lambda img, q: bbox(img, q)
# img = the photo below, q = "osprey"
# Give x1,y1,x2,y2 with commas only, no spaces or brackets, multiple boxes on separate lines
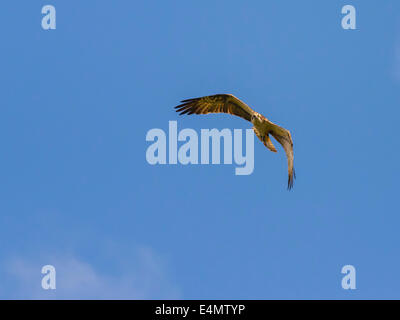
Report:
175,94,296,189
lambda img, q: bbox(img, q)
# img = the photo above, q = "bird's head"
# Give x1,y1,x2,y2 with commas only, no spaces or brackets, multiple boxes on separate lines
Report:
251,113,260,124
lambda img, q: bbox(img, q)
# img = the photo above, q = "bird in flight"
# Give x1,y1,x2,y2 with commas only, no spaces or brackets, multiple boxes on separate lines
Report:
175,94,296,189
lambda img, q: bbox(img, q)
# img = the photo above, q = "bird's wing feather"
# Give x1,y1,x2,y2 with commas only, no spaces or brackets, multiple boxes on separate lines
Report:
175,94,255,122
268,123,296,190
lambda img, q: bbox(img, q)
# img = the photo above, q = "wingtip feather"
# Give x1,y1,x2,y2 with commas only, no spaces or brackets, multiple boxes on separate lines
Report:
287,168,296,190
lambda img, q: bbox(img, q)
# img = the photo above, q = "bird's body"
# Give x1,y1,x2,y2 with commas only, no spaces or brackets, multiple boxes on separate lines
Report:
175,94,296,189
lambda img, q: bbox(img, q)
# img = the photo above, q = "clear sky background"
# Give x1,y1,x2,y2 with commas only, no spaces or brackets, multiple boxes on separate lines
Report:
1,0,399,299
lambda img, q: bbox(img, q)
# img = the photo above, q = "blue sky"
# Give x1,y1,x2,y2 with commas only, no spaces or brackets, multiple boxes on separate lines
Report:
0,0,400,299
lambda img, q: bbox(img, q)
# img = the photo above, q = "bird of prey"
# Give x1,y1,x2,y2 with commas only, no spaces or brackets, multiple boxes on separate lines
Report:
175,94,296,189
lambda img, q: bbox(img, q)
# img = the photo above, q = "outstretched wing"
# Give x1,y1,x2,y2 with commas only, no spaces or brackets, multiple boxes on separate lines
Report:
175,94,255,122
269,123,296,190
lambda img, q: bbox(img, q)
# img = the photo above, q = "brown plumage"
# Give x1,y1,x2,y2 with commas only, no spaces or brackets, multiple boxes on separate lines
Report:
175,94,296,190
